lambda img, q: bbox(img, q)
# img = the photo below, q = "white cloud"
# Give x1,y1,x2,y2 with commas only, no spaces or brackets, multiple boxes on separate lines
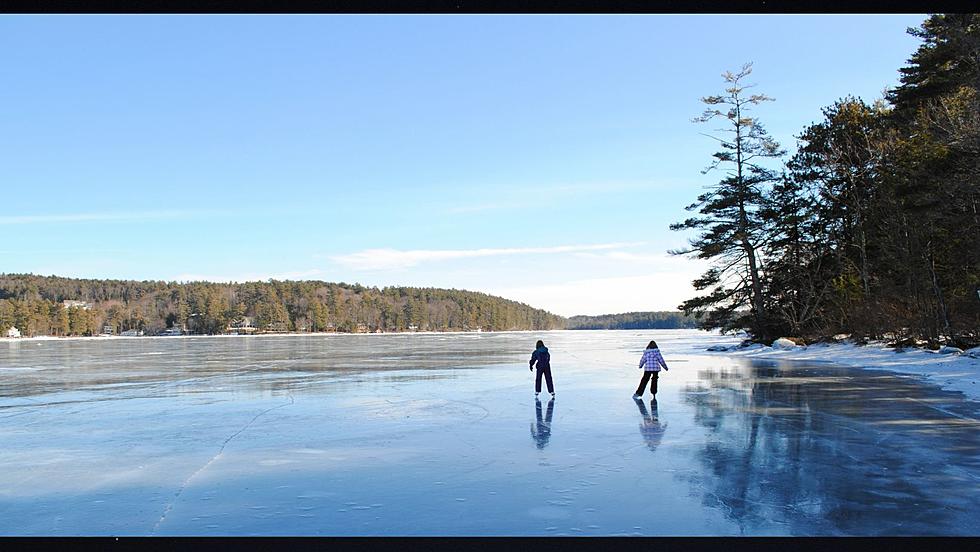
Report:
574,251,695,268
487,269,709,317
0,210,216,225
330,242,646,271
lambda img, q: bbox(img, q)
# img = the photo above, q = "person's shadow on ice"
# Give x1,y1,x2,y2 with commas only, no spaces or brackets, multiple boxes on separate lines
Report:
530,398,555,449
634,398,667,452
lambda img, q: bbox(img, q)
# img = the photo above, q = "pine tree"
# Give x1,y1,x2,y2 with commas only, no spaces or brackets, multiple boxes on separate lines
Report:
759,170,826,336
889,14,980,114
784,98,892,337
671,63,784,340
888,14,980,340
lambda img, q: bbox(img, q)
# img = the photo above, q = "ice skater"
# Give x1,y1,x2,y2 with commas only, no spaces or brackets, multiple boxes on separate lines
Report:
633,339,668,399
529,339,555,398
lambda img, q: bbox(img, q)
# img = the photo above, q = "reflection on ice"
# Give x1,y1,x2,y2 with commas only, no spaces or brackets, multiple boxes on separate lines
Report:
531,399,554,449
682,360,980,535
634,398,667,453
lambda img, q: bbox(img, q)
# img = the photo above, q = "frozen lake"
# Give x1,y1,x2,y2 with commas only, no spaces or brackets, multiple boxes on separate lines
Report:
1,329,978,536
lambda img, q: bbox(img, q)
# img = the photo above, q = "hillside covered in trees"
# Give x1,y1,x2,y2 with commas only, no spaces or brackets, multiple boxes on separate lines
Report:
0,274,564,337
672,14,980,347
566,311,698,330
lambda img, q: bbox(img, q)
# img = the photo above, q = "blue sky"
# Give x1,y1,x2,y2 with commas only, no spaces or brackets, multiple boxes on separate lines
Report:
1,15,926,316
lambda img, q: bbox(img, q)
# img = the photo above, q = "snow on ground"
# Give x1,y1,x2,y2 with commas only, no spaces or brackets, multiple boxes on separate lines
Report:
701,338,980,403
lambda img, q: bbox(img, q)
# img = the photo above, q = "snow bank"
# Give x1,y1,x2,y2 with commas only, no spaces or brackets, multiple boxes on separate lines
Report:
705,339,980,403
771,338,799,350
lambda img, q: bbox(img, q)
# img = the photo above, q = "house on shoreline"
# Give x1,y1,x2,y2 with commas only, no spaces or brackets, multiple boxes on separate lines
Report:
5,327,20,338
160,324,184,336
227,317,257,334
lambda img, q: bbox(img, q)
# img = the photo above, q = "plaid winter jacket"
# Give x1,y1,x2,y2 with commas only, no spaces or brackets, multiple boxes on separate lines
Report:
639,348,668,372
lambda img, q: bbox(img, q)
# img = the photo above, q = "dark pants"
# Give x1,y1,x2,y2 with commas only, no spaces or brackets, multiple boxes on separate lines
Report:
635,371,659,395
535,367,554,393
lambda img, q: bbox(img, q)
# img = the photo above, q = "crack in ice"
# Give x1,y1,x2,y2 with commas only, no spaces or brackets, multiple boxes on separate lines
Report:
150,393,295,535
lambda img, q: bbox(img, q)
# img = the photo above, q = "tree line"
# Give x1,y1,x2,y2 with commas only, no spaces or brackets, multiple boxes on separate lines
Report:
673,14,980,347
0,274,564,336
566,311,698,330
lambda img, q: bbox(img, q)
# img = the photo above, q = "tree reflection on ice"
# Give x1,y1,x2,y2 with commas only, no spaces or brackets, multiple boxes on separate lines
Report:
681,360,980,535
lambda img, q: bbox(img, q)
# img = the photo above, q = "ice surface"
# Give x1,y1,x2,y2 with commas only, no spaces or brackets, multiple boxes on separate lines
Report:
1,330,978,535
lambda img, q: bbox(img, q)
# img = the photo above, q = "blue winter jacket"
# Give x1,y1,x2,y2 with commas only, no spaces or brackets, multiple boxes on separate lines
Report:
530,346,551,370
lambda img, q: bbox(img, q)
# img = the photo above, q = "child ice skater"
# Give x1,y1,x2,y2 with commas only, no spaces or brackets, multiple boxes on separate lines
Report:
529,340,555,398
634,339,668,399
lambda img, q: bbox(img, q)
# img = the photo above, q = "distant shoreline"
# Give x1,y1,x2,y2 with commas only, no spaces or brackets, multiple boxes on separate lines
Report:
0,327,710,343
0,330,533,342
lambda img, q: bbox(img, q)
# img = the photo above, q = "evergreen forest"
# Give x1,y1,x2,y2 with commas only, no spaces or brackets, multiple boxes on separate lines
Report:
0,274,564,336
672,14,980,347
